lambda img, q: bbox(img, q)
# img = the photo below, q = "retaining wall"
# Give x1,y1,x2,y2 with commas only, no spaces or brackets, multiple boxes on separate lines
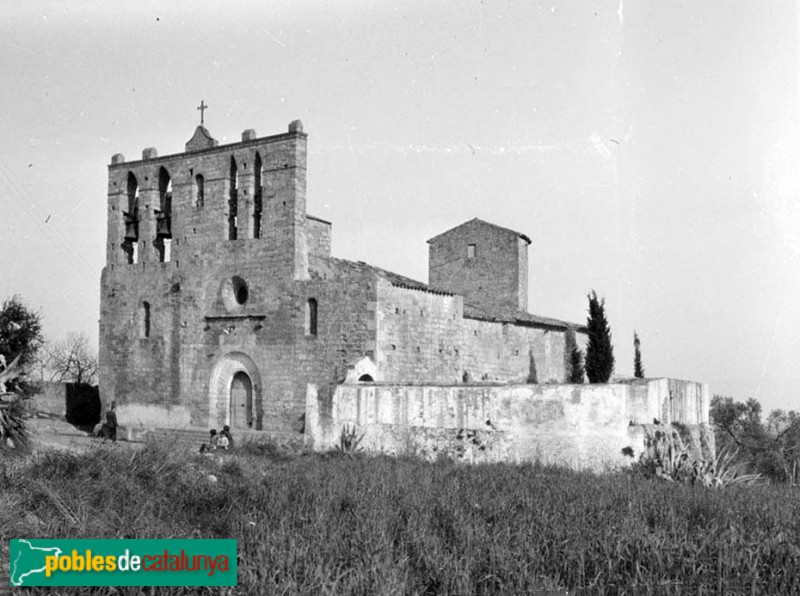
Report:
305,378,713,469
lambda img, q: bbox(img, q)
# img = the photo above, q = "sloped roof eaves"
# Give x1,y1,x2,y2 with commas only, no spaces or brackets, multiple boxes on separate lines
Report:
313,256,429,289
427,218,532,245
306,214,332,225
308,256,582,328
389,282,453,296
365,264,429,290
463,304,585,331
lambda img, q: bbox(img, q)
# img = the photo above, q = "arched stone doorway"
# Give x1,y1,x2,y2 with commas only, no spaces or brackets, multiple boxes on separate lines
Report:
208,352,262,430
229,371,253,429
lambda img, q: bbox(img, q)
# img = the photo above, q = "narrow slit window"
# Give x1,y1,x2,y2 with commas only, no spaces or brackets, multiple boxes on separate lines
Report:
142,301,151,338
228,157,238,240
253,152,263,238
305,298,318,336
195,174,205,208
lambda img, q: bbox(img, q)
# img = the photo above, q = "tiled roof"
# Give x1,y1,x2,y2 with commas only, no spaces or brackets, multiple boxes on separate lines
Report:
314,257,430,289
310,255,583,330
463,302,586,331
427,218,532,245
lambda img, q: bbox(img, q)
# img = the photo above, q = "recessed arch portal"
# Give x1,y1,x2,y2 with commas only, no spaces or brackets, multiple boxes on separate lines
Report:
208,352,263,429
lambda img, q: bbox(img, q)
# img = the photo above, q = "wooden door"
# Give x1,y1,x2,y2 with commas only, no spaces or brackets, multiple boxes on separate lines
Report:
230,372,253,429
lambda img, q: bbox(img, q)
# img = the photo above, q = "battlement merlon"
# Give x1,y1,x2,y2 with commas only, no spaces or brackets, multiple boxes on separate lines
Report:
104,120,309,275
107,120,307,171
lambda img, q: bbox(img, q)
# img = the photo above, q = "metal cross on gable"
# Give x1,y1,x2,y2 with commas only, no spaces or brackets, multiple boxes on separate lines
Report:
197,100,208,125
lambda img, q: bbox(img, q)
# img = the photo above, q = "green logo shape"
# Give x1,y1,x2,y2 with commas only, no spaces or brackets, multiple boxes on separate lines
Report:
9,539,237,587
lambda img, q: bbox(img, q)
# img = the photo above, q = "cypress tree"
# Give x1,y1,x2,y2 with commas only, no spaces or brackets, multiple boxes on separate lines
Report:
585,290,614,383
634,331,645,379
569,346,585,384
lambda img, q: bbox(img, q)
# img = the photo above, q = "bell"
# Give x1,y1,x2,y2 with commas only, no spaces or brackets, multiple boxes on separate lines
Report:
156,215,171,237
123,214,138,241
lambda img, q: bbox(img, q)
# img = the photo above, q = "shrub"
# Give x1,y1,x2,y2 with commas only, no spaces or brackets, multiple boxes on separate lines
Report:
569,346,584,383
633,330,645,378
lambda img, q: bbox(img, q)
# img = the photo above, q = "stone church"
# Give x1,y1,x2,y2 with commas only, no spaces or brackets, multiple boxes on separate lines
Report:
99,120,587,433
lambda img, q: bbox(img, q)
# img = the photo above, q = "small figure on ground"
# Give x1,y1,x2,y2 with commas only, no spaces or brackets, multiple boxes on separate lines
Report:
104,401,118,443
200,429,218,454
220,425,234,449
217,431,230,451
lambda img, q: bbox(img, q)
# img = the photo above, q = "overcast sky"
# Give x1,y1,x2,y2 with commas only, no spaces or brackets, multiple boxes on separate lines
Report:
1,1,797,413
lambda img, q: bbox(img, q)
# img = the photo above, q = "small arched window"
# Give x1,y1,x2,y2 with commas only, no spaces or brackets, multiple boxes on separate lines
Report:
305,298,318,336
195,174,205,208
358,374,374,383
141,301,151,338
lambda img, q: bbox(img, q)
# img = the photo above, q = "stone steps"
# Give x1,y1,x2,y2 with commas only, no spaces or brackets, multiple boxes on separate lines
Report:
146,427,305,453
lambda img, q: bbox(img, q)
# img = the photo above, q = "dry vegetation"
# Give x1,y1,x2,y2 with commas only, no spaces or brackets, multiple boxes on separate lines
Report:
2,440,800,595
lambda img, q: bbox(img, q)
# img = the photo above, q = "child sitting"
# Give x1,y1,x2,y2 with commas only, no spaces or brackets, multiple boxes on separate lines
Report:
199,429,219,453
217,432,230,450
220,425,234,449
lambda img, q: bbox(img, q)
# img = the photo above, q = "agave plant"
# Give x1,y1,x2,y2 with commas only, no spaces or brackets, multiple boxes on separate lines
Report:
0,354,21,394
697,447,762,488
0,354,30,450
334,423,364,456
636,427,761,488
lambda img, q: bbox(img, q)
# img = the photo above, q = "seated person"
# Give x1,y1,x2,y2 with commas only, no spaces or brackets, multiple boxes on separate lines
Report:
199,429,218,453
220,425,234,449
217,432,230,451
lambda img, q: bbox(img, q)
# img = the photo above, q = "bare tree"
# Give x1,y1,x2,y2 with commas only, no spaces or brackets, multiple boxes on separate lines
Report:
46,333,98,385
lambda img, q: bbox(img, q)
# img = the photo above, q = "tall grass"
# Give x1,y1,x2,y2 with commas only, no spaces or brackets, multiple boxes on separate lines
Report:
2,444,800,594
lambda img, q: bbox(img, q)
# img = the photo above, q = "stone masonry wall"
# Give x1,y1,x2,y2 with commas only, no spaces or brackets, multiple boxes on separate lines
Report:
305,378,714,469
100,123,587,435
375,281,464,383
374,280,574,385
100,126,312,430
306,216,331,258
428,219,528,312
461,318,568,383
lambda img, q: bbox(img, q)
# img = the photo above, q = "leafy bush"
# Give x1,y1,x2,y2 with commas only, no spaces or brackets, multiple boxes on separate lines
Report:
568,346,584,383
711,395,800,483
0,296,44,396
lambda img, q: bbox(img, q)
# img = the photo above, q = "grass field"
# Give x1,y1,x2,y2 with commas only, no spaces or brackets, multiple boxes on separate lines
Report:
2,442,800,595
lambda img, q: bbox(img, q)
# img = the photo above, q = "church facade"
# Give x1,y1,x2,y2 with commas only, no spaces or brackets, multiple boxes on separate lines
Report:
99,120,586,433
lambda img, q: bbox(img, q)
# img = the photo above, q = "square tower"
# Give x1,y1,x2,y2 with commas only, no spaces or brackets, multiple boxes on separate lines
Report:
427,218,531,312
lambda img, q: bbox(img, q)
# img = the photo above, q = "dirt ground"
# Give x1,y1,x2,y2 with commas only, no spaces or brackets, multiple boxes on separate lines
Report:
24,415,144,454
